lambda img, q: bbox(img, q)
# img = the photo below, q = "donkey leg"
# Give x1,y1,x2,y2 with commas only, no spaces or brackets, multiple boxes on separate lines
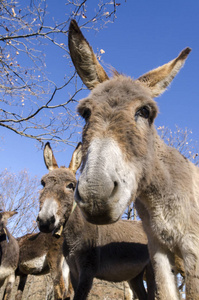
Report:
64,278,73,300
179,236,199,300
50,267,67,300
62,259,73,300
73,271,94,300
128,270,147,300
48,253,67,300
145,262,156,300
15,275,27,300
183,254,199,300
151,247,179,300
2,273,15,300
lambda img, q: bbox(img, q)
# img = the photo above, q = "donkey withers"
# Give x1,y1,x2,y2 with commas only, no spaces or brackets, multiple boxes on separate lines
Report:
37,142,155,300
0,211,19,299
68,20,195,299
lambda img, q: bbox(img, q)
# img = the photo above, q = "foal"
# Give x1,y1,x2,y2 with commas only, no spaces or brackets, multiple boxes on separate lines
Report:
37,142,155,300
68,20,195,300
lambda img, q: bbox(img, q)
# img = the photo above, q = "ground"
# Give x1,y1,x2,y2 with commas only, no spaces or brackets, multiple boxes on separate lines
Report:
0,274,133,299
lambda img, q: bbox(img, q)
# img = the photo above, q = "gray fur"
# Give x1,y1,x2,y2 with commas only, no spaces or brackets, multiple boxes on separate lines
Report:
68,20,194,300
37,143,156,300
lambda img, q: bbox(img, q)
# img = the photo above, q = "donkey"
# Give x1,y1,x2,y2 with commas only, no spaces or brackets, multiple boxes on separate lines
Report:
0,211,19,299
37,142,156,300
9,232,72,300
68,20,195,299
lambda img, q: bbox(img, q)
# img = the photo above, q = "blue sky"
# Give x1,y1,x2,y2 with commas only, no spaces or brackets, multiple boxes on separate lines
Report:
1,0,199,181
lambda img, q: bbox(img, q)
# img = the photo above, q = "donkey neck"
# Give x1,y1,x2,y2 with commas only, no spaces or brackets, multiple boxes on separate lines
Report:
139,134,197,210
64,202,96,240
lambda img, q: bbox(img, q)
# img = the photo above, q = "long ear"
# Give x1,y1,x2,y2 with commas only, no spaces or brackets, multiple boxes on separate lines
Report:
69,143,82,174
43,142,59,171
2,211,18,221
138,47,191,97
68,19,109,90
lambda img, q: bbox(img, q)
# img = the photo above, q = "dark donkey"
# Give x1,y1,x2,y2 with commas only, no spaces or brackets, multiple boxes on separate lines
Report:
0,211,19,299
37,142,155,300
68,20,194,300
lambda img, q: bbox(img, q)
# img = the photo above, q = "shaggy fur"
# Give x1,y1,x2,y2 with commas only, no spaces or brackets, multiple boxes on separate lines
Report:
37,143,156,300
68,20,194,300
10,232,72,300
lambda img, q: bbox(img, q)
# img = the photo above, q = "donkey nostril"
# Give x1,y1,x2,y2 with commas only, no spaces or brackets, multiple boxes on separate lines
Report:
50,216,55,224
36,216,40,223
110,181,118,198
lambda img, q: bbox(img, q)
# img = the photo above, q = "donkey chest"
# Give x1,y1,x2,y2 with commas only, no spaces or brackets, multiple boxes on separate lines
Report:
19,254,49,275
150,209,183,252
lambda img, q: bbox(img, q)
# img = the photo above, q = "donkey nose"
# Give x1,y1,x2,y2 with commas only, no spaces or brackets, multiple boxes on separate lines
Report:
76,173,118,204
37,215,56,233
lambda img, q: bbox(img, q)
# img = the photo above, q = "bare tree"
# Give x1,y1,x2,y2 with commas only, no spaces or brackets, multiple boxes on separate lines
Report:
0,0,122,146
0,168,39,236
158,125,199,165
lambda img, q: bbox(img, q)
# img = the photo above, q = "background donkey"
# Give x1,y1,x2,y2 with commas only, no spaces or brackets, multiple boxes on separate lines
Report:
0,211,19,299
37,142,156,300
68,20,195,300
10,232,72,300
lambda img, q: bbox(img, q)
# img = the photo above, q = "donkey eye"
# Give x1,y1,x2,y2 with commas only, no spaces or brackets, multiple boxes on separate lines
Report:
135,106,150,120
82,108,91,121
66,183,75,191
41,180,45,187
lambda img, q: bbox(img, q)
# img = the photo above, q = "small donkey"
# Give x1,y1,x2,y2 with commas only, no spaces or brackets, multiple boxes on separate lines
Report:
0,211,19,299
37,142,155,300
12,232,72,300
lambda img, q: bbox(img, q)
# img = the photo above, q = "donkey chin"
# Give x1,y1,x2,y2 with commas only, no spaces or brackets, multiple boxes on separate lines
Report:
75,183,127,225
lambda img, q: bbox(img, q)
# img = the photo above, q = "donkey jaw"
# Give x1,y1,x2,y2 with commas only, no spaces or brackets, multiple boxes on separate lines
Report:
75,138,138,224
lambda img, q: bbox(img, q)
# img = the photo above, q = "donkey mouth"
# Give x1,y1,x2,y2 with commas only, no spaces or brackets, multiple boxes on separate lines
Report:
75,185,120,225
37,215,56,234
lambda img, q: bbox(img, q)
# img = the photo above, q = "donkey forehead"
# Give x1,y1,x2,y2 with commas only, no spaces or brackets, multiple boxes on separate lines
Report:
78,75,156,110
42,168,76,184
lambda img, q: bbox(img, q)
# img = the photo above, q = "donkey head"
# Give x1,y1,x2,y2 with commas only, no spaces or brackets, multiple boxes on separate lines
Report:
37,142,82,235
68,20,191,224
0,211,17,238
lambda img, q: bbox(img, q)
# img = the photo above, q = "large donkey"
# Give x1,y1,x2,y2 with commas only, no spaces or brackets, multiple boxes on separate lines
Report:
68,20,195,299
0,211,19,299
37,142,156,300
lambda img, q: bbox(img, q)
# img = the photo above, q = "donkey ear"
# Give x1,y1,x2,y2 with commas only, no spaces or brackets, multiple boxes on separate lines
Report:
43,142,59,171
2,211,18,221
138,47,191,97
69,143,82,174
8,211,18,218
68,19,109,90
